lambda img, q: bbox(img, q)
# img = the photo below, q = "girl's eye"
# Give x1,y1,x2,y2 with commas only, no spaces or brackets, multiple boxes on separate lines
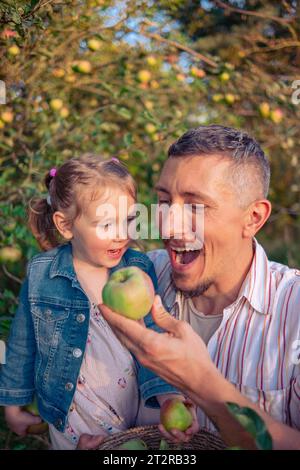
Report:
99,223,112,229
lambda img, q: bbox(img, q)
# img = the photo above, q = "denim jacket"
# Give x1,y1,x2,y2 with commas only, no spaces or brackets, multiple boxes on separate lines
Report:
0,243,177,432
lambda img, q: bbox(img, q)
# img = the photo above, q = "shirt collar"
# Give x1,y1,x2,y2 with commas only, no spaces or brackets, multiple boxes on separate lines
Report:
237,238,272,315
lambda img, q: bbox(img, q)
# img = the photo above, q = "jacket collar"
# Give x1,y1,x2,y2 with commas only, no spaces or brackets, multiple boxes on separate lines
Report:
49,243,76,281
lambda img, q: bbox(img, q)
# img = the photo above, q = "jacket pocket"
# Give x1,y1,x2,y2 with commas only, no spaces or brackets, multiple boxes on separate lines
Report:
31,304,70,347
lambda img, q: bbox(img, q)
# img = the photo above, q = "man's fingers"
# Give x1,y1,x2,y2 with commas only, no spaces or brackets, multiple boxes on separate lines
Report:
151,296,181,336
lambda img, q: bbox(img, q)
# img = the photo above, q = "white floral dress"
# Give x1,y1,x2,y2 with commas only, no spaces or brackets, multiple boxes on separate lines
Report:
49,300,139,449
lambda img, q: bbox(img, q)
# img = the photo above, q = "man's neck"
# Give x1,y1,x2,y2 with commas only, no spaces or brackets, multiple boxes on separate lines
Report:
191,242,255,316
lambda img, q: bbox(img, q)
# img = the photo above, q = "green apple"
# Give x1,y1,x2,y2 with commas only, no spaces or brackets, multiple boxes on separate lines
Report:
24,397,49,435
160,399,193,432
102,266,155,320
118,439,148,450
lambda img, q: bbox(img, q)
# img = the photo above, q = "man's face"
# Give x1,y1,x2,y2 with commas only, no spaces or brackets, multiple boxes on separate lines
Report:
155,155,249,294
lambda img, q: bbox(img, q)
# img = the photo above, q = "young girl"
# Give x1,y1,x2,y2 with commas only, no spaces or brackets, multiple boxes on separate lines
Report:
0,155,198,449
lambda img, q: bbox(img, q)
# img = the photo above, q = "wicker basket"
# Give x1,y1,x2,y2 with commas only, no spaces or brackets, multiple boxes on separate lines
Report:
98,425,226,450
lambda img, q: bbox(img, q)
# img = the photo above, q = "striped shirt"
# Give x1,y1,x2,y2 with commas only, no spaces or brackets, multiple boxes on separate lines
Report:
147,239,300,431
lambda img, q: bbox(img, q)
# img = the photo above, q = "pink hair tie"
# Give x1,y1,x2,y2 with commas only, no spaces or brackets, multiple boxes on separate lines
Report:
49,168,57,177
110,157,119,164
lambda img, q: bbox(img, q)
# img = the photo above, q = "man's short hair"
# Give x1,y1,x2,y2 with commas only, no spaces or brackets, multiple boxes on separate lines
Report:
168,125,270,204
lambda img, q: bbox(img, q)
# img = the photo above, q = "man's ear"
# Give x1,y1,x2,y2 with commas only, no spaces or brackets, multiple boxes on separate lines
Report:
52,211,73,240
242,199,272,238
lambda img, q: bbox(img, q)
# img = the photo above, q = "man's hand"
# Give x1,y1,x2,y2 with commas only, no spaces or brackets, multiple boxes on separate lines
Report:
76,433,106,450
5,405,42,436
100,295,215,402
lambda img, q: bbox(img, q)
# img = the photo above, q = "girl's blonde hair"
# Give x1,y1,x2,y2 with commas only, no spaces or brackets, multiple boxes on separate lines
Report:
28,154,137,251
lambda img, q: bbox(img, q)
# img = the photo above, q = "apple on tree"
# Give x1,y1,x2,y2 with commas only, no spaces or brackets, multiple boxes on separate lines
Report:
102,266,155,320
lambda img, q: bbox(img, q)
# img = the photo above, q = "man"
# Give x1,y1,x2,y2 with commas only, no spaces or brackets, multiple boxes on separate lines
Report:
100,296,300,449
104,125,300,433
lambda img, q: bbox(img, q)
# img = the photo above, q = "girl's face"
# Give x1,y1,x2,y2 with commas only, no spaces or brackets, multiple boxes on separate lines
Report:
70,187,136,268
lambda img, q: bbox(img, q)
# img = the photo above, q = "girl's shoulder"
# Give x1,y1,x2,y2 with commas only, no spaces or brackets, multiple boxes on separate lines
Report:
26,243,71,276
123,247,153,270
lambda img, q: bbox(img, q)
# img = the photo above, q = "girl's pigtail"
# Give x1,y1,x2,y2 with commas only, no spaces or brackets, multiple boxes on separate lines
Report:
28,170,61,251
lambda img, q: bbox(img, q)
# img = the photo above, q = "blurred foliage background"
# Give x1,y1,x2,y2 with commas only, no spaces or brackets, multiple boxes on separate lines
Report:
0,0,299,449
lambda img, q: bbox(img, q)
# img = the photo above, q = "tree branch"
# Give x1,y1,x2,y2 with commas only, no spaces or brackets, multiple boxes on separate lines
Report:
213,0,294,24
139,23,217,68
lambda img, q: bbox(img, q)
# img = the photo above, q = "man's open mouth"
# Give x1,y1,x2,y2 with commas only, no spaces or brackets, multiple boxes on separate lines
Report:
169,245,204,270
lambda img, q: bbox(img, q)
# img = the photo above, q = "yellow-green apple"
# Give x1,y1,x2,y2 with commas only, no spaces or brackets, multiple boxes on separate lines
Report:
50,98,63,111
72,60,92,74
0,246,22,263
190,66,206,78
118,439,148,450
60,107,69,118
1,111,14,123
160,399,193,432
8,45,20,56
87,38,102,51
270,108,283,124
146,55,157,66
225,93,235,105
24,398,49,435
212,93,223,103
220,71,230,82
137,69,151,83
145,123,156,134
102,266,155,320
259,102,270,118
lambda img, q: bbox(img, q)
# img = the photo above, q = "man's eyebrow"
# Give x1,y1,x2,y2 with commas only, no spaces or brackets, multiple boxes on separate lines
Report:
154,185,169,193
155,185,215,203
182,191,215,203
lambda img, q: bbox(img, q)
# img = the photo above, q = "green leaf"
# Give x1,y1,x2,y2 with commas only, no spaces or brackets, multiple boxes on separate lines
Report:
159,439,169,450
117,107,132,120
123,133,133,147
